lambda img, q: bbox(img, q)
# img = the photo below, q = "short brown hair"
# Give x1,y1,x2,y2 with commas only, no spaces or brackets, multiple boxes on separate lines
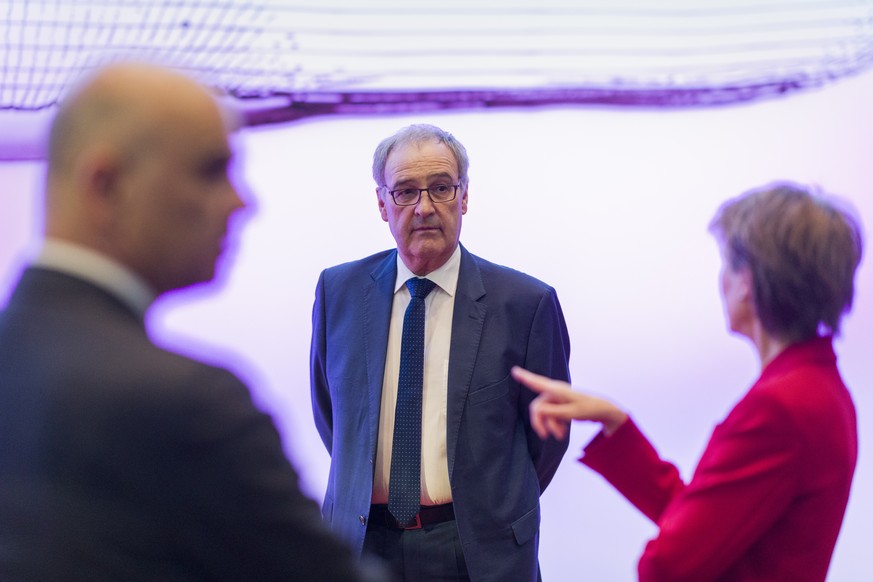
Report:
709,182,863,342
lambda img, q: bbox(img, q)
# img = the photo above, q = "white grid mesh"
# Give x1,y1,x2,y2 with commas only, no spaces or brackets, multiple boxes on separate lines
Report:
2,0,873,121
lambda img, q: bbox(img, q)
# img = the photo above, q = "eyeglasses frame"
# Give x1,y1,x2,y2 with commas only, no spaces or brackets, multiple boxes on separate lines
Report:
384,184,461,206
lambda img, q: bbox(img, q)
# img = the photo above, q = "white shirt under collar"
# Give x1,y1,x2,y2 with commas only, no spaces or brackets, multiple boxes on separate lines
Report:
32,239,156,319
373,245,461,506
392,245,461,297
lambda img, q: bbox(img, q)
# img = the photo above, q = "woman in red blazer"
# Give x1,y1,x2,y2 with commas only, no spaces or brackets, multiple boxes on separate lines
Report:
513,182,863,582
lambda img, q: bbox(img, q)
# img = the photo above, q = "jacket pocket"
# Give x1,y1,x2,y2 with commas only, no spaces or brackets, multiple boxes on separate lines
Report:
468,374,510,406
511,504,540,546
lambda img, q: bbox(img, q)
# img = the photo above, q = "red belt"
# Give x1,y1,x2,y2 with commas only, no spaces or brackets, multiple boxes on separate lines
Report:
369,503,455,530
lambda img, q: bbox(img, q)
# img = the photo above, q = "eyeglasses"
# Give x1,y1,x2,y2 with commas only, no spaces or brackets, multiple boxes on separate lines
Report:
386,184,460,206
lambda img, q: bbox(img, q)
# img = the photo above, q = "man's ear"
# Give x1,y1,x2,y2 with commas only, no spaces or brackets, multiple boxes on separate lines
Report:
460,185,469,215
376,187,389,222
79,146,122,202
76,145,124,227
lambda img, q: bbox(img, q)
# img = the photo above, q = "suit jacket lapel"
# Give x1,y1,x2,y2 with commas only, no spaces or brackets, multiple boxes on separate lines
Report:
446,246,486,478
363,252,397,456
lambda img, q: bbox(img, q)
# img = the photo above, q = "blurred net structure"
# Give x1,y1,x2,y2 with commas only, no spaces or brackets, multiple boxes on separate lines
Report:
2,0,873,125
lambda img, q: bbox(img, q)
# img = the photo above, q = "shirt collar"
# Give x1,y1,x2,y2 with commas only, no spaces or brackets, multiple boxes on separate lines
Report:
32,239,156,318
395,245,461,297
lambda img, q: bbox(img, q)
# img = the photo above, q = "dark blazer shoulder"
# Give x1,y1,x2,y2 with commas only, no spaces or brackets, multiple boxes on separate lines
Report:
461,247,557,297
321,249,396,283
4,267,247,413
4,267,141,322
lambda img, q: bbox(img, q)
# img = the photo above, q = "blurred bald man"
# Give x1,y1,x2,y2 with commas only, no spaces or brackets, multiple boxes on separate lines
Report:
0,64,385,581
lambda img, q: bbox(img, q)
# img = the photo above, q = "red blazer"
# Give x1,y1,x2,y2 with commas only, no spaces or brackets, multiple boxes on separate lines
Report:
582,336,857,581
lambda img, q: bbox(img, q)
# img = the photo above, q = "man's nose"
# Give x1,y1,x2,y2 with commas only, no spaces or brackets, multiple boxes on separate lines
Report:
415,190,437,215
225,172,254,212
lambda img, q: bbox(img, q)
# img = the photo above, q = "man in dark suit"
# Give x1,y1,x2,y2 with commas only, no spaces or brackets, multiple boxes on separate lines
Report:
310,124,572,581
0,63,383,581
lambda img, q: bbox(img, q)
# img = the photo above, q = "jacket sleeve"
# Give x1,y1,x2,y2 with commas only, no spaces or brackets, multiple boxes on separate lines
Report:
309,269,333,454
583,398,800,582
582,418,684,522
521,286,572,492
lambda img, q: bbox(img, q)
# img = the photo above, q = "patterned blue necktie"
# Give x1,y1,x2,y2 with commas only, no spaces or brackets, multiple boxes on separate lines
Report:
388,277,437,526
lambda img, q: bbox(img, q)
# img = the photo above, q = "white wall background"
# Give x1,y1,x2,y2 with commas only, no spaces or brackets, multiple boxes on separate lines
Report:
2,70,871,580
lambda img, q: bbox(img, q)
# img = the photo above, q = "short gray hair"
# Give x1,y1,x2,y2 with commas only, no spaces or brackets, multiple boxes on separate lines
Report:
372,124,469,188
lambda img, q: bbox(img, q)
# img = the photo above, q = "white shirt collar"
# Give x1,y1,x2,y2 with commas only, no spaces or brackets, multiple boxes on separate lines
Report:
32,239,156,318
394,245,461,297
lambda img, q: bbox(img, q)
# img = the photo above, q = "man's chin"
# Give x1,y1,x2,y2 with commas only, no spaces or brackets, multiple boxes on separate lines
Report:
408,239,445,254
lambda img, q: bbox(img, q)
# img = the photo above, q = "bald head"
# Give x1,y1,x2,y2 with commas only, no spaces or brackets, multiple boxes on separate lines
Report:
48,64,224,180
44,63,246,295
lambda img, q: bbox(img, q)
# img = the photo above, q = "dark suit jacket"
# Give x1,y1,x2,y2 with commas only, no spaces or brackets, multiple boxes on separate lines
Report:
583,336,856,582
310,245,572,582
0,267,376,581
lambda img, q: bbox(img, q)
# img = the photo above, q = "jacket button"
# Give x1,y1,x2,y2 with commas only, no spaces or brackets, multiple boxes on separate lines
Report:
359,514,367,525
